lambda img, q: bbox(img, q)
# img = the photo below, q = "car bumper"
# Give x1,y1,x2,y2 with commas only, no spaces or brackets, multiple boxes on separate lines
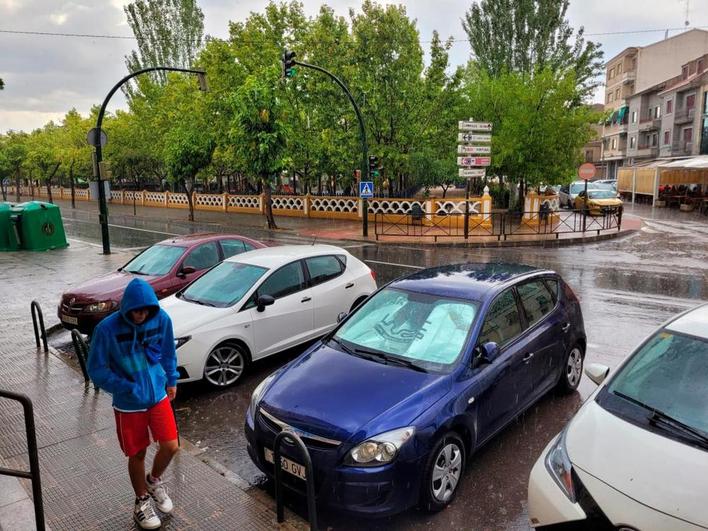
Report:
528,439,587,528
245,409,422,517
57,306,110,334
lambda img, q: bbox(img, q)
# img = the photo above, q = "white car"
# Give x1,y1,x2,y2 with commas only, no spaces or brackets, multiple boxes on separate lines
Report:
162,244,377,388
528,303,708,530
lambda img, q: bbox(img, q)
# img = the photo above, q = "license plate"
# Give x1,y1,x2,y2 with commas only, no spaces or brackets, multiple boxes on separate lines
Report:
264,447,306,480
61,314,78,325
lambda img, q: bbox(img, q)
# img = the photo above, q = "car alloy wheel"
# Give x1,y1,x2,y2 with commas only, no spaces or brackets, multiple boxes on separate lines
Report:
203,343,246,387
421,432,465,512
558,345,583,393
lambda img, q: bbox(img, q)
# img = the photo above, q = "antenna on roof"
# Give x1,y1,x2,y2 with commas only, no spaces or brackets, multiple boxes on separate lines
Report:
311,236,317,246
684,0,690,27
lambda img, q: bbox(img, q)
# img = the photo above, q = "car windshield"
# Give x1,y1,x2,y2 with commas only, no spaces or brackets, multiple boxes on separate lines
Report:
587,190,617,199
180,261,267,307
607,330,708,436
334,288,478,372
123,244,185,276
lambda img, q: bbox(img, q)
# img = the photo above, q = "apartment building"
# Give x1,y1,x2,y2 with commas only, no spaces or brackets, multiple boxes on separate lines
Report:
581,104,605,175
601,29,708,178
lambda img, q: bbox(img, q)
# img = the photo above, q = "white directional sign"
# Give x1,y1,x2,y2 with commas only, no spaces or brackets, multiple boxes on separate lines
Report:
458,168,486,178
457,133,491,143
458,121,492,132
457,156,491,167
458,145,491,155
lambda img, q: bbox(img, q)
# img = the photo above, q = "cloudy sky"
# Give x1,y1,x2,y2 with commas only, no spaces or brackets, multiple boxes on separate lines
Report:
1,0,707,133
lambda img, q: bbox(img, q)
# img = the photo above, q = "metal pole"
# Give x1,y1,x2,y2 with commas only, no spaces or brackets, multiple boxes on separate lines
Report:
293,60,369,236
464,178,470,239
93,67,207,255
582,179,588,232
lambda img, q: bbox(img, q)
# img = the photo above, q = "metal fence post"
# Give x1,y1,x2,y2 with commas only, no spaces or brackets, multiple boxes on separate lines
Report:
30,301,48,353
273,430,317,531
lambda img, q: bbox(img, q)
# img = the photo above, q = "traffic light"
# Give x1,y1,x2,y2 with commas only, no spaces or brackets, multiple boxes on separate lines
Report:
368,155,380,178
282,50,297,79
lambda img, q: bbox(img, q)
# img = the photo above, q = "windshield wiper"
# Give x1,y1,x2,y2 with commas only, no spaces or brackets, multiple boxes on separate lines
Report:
614,391,708,449
327,336,355,356
649,409,708,449
353,347,428,373
125,269,148,276
180,294,215,307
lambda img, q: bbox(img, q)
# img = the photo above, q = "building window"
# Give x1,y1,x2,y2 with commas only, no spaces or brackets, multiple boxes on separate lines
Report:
663,131,670,145
617,63,623,74
607,93,613,103
684,128,693,143
651,133,658,146
615,88,620,100
655,106,662,119
611,137,617,149
585,150,593,162
609,67,615,79
686,93,695,109
699,59,705,73
666,99,673,114
631,110,637,123
682,66,688,79
630,136,636,148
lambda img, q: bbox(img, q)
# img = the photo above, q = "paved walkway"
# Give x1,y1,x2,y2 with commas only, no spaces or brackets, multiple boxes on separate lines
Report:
12,195,641,247
0,241,302,530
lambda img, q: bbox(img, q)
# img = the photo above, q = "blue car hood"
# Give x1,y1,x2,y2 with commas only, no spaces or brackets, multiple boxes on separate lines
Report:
260,342,451,443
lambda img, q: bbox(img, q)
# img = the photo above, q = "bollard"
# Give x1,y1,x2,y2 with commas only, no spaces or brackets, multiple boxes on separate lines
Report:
273,430,317,530
30,301,48,353
70,329,91,384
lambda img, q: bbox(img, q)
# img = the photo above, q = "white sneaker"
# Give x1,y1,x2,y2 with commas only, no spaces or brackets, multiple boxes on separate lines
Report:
146,475,174,514
134,496,161,530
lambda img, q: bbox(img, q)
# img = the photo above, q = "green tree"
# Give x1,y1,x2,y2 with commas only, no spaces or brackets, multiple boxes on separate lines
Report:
124,0,204,95
463,0,603,101
2,132,28,201
58,109,93,208
231,71,289,229
25,123,63,203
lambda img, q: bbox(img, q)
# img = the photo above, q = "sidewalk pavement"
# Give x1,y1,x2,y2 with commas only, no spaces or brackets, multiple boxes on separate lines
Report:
14,195,640,247
0,241,302,530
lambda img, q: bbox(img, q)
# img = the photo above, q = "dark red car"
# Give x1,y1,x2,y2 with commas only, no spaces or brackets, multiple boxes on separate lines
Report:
58,233,266,334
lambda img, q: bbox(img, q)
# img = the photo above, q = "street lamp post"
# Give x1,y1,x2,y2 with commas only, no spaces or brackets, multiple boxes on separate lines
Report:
91,66,207,254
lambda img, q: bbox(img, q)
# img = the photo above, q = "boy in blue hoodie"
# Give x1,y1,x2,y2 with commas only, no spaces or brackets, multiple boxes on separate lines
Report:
88,278,180,530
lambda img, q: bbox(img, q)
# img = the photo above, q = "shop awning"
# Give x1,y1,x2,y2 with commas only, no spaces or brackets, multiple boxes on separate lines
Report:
616,106,628,123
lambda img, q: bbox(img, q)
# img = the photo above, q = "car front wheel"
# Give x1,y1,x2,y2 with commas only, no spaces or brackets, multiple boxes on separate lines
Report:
203,342,248,388
557,344,583,393
420,432,466,512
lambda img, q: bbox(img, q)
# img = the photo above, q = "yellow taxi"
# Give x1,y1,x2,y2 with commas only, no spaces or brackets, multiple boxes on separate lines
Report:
574,188,623,215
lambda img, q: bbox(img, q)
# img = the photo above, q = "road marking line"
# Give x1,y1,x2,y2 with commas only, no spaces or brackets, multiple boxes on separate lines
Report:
63,217,180,237
364,259,424,270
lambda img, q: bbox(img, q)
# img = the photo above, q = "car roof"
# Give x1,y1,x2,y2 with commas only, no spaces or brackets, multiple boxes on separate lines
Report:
157,232,262,248
665,303,708,340
389,263,554,301
227,244,347,268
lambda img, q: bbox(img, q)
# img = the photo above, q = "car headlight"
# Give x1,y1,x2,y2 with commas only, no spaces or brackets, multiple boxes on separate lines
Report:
84,301,115,313
544,429,577,503
174,336,191,349
250,372,277,415
346,427,415,466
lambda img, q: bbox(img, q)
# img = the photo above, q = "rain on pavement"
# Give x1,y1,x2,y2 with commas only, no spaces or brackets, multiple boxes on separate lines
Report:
51,203,707,530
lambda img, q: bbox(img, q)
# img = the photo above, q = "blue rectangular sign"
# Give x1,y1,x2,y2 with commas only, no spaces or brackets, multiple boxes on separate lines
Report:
359,181,374,198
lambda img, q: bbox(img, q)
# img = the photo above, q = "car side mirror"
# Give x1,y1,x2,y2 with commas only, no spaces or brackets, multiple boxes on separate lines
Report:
337,312,347,323
474,342,499,367
256,294,275,312
177,265,196,278
585,363,610,386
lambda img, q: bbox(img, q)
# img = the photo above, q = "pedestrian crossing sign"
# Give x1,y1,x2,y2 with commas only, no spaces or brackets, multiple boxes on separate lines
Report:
359,181,374,198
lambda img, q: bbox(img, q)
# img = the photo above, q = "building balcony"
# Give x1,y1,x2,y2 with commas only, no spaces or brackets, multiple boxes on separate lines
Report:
674,107,695,124
602,149,626,160
604,122,628,134
634,145,659,157
671,141,693,156
621,71,636,83
638,117,661,131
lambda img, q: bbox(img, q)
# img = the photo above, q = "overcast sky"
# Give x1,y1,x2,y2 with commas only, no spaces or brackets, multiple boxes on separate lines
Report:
1,0,707,133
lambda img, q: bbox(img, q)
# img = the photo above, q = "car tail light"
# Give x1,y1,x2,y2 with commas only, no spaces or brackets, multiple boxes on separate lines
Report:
370,269,377,282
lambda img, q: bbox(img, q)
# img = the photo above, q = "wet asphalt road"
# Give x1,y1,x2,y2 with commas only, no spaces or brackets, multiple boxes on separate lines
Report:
53,204,708,530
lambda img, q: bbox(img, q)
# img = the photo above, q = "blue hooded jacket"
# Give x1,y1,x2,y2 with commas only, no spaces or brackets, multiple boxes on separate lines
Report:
87,278,179,411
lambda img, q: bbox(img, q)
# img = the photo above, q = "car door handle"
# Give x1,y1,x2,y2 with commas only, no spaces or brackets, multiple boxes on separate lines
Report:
345,282,354,289
561,323,571,333
522,352,534,363
301,297,311,303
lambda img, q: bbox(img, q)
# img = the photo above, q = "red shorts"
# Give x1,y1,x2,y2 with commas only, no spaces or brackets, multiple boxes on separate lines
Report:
114,398,178,457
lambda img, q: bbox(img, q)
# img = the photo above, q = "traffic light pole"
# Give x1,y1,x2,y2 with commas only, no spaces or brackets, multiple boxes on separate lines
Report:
292,60,369,236
92,66,207,254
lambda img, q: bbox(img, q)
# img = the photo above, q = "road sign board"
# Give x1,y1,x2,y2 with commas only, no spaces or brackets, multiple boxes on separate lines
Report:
457,156,491,167
458,145,491,155
578,162,596,180
458,121,492,132
458,168,486,178
87,128,107,147
457,133,491,143
359,181,374,198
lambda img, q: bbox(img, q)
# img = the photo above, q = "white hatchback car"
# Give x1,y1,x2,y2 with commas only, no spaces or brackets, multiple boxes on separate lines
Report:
162,244,377,388
528,303,708,530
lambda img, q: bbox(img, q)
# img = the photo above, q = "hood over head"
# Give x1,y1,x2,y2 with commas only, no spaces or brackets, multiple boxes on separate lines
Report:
120,278,160,324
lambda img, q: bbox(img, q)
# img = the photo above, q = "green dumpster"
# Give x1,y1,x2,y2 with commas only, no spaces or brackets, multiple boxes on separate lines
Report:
11,201,68,251
0,202,20,251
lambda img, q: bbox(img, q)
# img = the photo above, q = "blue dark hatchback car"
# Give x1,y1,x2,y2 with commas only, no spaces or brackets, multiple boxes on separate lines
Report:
245,263,586,517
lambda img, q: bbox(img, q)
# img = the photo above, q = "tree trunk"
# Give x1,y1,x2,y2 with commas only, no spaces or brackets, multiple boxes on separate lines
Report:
441,184,449,198
44,162,60,204
15,170,21,202
69,161,76,208
0,178,6,201
184,178,195,222
262,177,277,229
